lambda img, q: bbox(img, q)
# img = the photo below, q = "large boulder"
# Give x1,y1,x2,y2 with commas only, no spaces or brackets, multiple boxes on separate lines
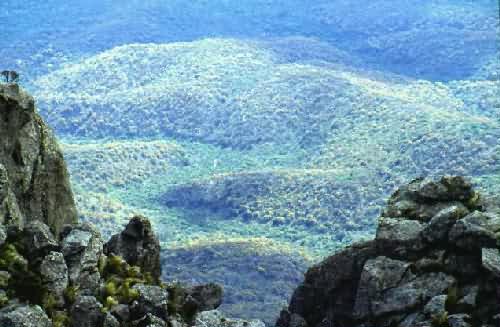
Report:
0,85,236,327
20,221,59,262
0,83,77,235
278,176,500,327
0,304,52,327
40,251,69,307
104,216,161,281
70,295,105,327
61,224,104,294
185,283,223,312
195,310,265,327
131,284,169,320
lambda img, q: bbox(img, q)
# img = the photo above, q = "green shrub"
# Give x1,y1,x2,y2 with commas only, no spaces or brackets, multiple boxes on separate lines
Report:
431,311,449,327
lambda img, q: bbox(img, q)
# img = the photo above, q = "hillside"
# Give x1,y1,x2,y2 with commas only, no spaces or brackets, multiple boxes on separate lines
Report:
27,36,500,323
0,82,263,327
2,0,498,81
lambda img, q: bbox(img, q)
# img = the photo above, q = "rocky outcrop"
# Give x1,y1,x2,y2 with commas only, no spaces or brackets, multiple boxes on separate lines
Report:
194,310,266,327
0,84,244,327
104,215,161,282
0,213,229,327
278,176,499,327
0,83,77,235
0,304,52,327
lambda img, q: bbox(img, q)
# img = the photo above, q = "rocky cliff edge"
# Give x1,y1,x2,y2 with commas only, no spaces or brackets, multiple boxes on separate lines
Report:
278,176,500,327
0,83,265,327
0,83,77,236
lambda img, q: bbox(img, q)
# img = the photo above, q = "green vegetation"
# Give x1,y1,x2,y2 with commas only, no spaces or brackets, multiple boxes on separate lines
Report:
99,255,149,307
63,285,79,305
0,241,68,325
51,312,71,327
445,286,459,313
431,311,449,327
33,37,498,323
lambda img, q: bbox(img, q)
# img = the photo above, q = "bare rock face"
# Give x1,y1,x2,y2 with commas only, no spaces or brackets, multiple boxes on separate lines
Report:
278,176,499,327
0,85,231,327
195,310,266,327
0,83,77,235
61,223,104,294
104,216,161,282
0,304,52,327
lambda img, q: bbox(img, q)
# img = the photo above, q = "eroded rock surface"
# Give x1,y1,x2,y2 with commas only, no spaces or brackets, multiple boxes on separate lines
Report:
0,83,77,235
104,215,161,282
0,85,238,327
278,176,499,327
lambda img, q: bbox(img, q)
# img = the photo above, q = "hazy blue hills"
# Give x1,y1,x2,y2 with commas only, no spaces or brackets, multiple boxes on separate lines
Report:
2,0,498,324
31,36,499,323
2,0,498,81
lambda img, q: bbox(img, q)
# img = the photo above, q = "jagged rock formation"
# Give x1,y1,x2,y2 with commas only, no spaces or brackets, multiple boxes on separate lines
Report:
195,310,265,327
0,83,77,235
0,84,257,327
0,204,229,327
104,215,162,282
277,176,500,327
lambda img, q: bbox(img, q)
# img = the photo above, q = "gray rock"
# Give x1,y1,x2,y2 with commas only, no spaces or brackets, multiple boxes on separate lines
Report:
354,256,413,319
407,176,475,203
289,313,308,327
61,224,103,293
423,205,469,243
276,309,292,327
186,283,223,312
279,177,496,327
287,240,377,327
413,322,433,327
400,313,426,327
0,304,52,327
168,318,187,327
449,211,498,250
415,250,446,271
481,248,500,277
0,226,5,247
0,84,78,235
457,285,478,309
448,314,471,327
423,295,447,318
110,304,130,322
21,221,59,260
371,272,455,317
131,313,167,327
195,310,266,327
105,216,161,281
384,197,466,223
103,312,120,327
376,217,425,257
71,295,104,327
61,228,93,256
132,284,169,320
40,251,68,307
444,252,482,279
383,176,478,223
408,178,449,201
